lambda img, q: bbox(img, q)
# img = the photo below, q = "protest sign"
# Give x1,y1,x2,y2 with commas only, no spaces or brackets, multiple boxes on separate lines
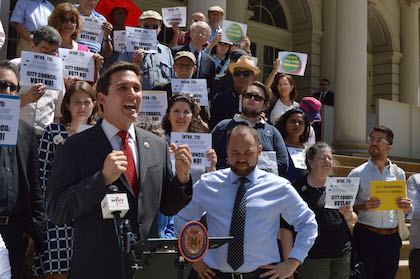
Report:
162,7,187,28
0,94,20,146
325,177,360,209
125,27,158,53
113,30,126,52
287,146,307,169
257,151,278,175
138,91,167,121
171,79,208,106
277,51,308,76
59,48,95,82
79,15,105,44
371,180,406,211
20,51,63,91
171,132,212,167
221,20,247,45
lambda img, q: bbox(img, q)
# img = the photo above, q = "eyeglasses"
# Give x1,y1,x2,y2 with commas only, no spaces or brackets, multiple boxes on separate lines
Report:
233,70,252,78
218,42,230,47
367,136,390,145
0,81,20,93
192,19,202,23
143,23,159,29
61,16,77,24
243,92,264,102
321,83,329,86
192,29,209,38
174,63,195,70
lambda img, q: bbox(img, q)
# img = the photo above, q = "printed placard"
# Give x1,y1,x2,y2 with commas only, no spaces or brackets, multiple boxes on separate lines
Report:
59,48,95,82
287,146,307,169
0,94,20,146
171,132,212,167
113,30,126,52
277,51,308,76
371,180,406,211
162,7,187,28
125,27,158,53
20,51,63,91
138,91,167,121
221,20,247,45
257,151,278,175
171,79,208,106
79,15,105,44
325,177,360,209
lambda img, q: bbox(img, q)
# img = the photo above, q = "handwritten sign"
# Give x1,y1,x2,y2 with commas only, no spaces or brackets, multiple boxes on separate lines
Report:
0,94,20,146
221,20,247,45
371,180,406,211
257,151,278,175
113,30,126,52
277,51,308,76
125,27,158,53
162,7,187,28
287,146,307,169
20,51,63,91
59,48,95,82
171,79,208,106
325,177,360,209
138,91,167,121
171,132,212,167
79,16,105,44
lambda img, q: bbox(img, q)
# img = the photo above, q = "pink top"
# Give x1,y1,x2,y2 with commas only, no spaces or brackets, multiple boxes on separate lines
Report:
77,43,89,52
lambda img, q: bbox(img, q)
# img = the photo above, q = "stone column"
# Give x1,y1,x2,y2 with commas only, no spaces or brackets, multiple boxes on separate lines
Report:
188,0,227,23
399,0,420,106
333,0,368,154
320,0,336,90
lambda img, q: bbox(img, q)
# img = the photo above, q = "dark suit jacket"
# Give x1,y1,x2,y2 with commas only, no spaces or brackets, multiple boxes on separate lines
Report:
209,89,240,129
171,45,216,89
47,122,192,279
312,91,335,106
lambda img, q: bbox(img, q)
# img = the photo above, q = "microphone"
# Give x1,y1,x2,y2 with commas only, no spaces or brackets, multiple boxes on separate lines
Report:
101,185,130,219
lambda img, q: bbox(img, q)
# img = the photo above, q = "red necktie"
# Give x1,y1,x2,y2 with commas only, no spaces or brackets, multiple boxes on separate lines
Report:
117,131,139,197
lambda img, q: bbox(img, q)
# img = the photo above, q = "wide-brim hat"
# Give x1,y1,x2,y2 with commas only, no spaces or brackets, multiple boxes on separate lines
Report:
139,10,162,21
95,0,142,27
299,97,322,122
228,56,260,75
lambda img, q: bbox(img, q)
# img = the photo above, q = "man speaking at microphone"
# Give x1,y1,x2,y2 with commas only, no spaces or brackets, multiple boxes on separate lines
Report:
47,61,193,278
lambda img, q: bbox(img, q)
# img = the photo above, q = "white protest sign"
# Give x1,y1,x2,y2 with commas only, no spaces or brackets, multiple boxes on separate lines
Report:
287,146,307,169
113,30,126,52
59,48,95,82
162,7,187,28
257,151,278,175
20,51,63,91
125,27,158,53
325,177,360,209
171,132,212,167
138,91,167,121
277,51,308,76
221,20,247,45
0,94,20,146
171,79,208,106
79,15,105,44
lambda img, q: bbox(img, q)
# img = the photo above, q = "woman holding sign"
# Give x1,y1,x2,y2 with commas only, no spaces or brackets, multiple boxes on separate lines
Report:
204,34,232,76
33,81,96,278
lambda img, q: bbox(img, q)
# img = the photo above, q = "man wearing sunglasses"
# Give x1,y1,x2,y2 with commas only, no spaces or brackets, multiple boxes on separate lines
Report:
209,55,259,129
0,60,45,279
348,125,412,279
312,78,334,106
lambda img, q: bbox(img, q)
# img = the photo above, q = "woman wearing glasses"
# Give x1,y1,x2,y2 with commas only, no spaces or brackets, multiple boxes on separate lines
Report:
204,34,232,76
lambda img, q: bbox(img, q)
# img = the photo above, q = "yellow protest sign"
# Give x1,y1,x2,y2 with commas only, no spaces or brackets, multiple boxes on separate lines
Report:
370,180,406,211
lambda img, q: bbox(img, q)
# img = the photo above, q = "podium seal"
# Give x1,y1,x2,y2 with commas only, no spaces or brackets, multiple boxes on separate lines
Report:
178,221,209,262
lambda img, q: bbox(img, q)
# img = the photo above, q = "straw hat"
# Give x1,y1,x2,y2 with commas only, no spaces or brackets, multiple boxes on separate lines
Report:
228,56,260,75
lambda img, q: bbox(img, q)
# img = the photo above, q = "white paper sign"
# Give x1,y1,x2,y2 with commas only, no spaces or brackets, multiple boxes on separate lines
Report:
125,27,158,53
257,151,278,175
59,48,95,82
287,146,307,170
171,79,208,106
162,7,187,28
20,51,63,91
277,51,308,76
171,132,212,167
221,20,247,45
138,91,167,121
113,30,126,52
79,15,105,44
325,177,360,209
0,94,20,146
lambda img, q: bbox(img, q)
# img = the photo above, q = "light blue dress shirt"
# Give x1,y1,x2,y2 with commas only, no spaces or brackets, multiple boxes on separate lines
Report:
10,0,54,32
349,158,413,229
208,23,222,43
174,167,317,273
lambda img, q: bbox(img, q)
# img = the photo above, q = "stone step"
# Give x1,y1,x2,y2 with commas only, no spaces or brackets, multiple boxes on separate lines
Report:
396,259,410,279
400,240,412,260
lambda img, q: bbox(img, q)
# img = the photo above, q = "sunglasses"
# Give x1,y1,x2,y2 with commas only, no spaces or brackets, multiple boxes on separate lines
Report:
0,81,20,93
218,42,231,47
321,83,329,86
192,19,202,23
61,16,77,24
243,92,264,102
143,23,159,29
233,70,252,78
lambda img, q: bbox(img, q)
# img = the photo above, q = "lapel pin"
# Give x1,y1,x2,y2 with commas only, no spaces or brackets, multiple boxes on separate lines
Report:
53,135,64,145
144,142,150,149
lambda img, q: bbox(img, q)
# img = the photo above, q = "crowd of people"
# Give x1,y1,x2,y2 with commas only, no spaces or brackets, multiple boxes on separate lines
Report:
0,1,419,279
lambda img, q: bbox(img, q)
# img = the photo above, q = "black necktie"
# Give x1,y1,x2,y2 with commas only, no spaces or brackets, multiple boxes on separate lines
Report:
227,177,247,270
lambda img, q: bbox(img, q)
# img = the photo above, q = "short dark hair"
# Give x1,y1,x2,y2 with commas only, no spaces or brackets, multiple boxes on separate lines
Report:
0,60,19,79
243,81,271,106
97,62,142,96
271,73,297,101
305,142,333,173
274,108,310,143
370,125,394,145
227,125,260,148
61,81,96,125
32,26,62,46
321,78,330,85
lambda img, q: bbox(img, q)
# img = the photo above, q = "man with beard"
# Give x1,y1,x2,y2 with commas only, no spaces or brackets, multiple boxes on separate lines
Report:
174,125,317,279
211,81,288,176
349,125,412,279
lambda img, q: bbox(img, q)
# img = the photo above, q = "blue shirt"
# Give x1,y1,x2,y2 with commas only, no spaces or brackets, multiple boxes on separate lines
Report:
208,23,222,43
10,0,54,32
75,6,107,53
174,167,317,273
407,174,420,248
